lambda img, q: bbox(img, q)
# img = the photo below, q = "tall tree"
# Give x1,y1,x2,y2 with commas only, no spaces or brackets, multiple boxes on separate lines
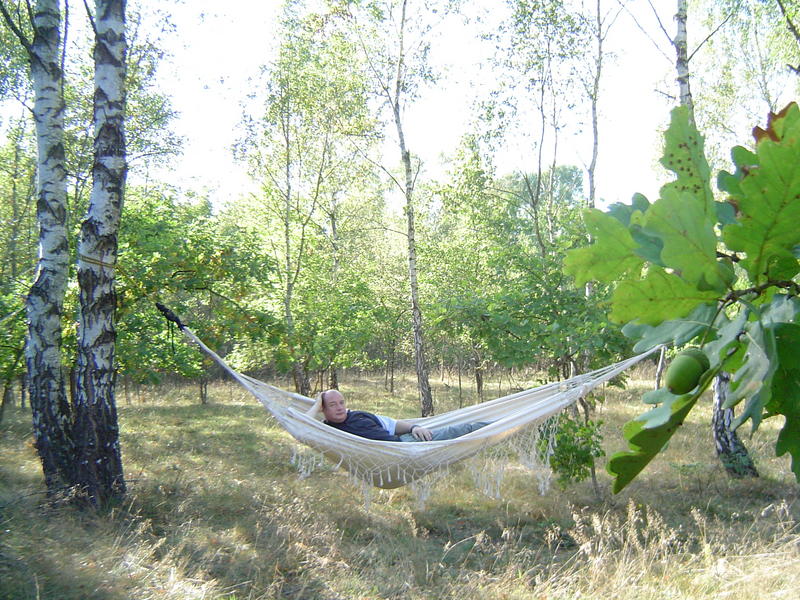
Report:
72,0,128,504
621,0,759,478
578,0,622,209
1,0,132,505
493,0,588,255
1,0,74,492
238,1,377,395
346,0,449,416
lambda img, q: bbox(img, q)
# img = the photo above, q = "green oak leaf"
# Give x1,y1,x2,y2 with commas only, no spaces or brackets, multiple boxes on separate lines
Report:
722,104,800,284
622,303,717,352
727,321,775,433
610,267,719,325
767,323,800,479
659,105,715,217
607,390,702,494
642,387,676,405
629,209,665,266
730,297,800,429
714,200,737,226
704,309,748,368
606,193,652,227
760,293,800,324
564,209,644,286
644,188,721,288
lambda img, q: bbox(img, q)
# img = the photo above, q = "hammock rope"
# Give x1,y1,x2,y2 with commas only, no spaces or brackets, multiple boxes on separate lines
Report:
172,319,657,491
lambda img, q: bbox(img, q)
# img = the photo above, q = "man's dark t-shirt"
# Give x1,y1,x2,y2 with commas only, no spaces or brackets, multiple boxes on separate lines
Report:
324,410,401,442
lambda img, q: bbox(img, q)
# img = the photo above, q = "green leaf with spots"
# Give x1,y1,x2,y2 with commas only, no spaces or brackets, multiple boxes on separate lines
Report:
659,105,715,217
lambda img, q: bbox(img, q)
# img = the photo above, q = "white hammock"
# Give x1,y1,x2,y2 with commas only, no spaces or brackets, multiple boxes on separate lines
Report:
182,327,656,490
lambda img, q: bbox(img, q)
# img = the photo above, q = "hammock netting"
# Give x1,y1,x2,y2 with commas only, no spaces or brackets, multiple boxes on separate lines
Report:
182,328,657,500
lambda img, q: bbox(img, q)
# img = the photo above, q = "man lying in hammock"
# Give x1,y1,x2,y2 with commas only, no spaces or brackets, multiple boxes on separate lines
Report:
307,389,489,442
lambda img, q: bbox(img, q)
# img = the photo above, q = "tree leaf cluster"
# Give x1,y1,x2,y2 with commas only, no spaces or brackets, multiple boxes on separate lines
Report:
565,103,800,491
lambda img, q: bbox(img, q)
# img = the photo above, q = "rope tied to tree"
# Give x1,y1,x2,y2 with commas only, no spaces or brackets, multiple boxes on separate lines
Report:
155,302,185,330
155,302,187,356
78,253,117,270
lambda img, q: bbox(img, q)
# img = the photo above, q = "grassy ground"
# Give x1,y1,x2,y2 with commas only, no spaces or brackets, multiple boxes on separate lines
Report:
1,367,799,599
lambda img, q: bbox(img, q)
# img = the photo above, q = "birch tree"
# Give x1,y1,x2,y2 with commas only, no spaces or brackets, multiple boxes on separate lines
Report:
1,0,129,505
238,2,376,396
578,0,622,209
496,0,588,256
72,0,127,503
1,0,74,492
344,0,451,416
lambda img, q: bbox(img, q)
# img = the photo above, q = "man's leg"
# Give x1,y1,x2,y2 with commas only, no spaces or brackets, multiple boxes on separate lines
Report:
399,422,490,442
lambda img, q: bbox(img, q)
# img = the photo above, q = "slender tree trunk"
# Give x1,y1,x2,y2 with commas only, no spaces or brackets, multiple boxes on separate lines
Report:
586,0,603,209
473,347,484,400
655,346,667,389
674,0,694,121
712,372,759,478
6,116,27,281
403,179,433,415
457,356,463,407
10,0,75,494
72,0,128,506
1,382,11,424
19,374,27,409
1,347,24,425
391,0,433,416
329,368,338,390
670,0,755,475
199,377,208,404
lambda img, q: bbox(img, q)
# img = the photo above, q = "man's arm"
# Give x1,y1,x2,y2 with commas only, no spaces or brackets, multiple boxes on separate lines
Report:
395,419,433,441
307,395,323,418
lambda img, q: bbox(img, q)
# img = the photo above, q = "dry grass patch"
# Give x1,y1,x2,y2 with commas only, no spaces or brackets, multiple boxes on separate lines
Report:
1,371,799,599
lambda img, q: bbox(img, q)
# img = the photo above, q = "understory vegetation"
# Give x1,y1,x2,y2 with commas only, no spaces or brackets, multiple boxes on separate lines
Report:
2,368,798,600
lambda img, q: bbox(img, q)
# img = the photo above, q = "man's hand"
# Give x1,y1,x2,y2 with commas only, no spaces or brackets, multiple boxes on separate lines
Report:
411,425,433,441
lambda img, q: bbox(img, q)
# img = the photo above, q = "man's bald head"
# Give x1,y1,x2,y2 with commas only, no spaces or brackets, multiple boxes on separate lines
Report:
320,389,347,423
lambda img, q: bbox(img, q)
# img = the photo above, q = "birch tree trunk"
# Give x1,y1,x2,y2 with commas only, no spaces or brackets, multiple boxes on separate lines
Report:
674,0,694,120
585,0,607,210
392,0,433,417
671,0,756,478
72,0,128,505
1,0,75,493
712,373,759,478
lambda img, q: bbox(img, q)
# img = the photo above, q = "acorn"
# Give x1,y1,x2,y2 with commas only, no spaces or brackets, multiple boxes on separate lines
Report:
665,348,710,394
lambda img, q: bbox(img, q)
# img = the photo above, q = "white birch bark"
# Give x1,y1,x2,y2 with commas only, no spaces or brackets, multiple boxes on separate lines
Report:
674,0,694,120
73,0,127,504
392,0,433,416
2,0,75,492
671,0,756,477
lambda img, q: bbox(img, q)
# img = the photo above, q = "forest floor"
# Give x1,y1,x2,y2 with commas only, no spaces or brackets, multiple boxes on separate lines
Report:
1,366,799,599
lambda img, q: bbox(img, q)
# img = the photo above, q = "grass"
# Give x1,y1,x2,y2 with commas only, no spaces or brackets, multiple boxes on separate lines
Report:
1,367,799,599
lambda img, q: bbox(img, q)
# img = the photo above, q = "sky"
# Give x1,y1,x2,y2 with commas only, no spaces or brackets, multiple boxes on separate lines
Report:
150,0,677,210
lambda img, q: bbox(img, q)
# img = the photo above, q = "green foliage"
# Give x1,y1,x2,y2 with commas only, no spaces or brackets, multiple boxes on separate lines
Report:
565,103,800,492
430,143,630,381
545,414,605,487
116,186,280,383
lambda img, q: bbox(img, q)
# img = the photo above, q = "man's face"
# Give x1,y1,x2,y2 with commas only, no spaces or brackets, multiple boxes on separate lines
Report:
321,390,347,423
